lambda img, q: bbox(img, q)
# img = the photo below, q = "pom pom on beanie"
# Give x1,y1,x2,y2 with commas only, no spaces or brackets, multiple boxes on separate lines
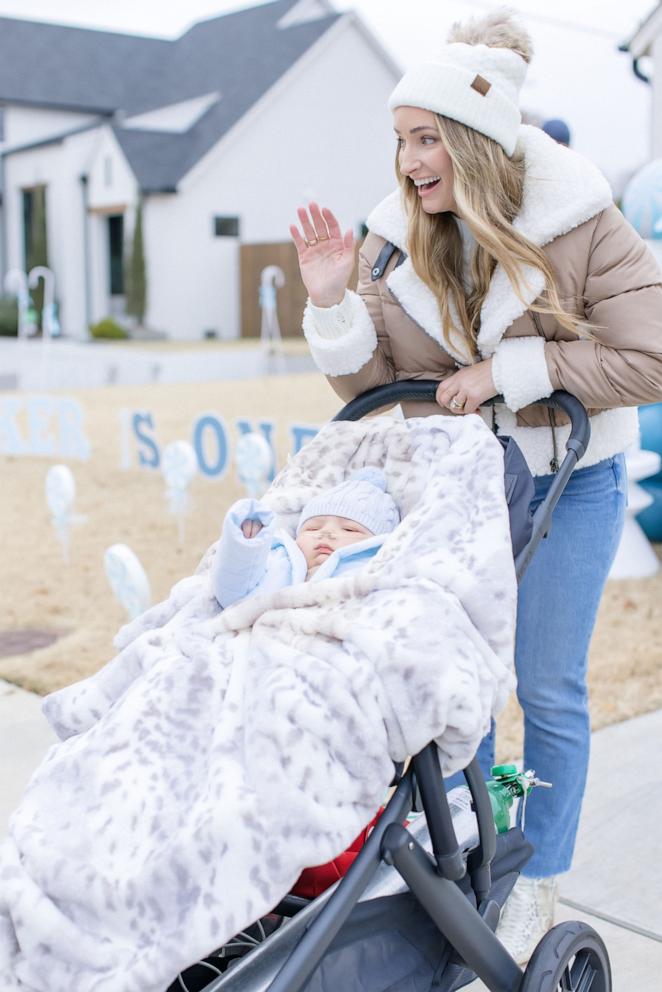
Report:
351,467,388,490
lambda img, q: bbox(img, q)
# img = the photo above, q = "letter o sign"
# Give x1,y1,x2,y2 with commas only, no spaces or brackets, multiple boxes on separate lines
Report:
192,415,228,478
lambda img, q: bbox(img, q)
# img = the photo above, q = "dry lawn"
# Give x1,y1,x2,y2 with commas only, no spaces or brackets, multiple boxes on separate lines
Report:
2,372,661,761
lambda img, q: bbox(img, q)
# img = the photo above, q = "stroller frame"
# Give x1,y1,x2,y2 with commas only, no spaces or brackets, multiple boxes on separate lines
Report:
196,382,603,992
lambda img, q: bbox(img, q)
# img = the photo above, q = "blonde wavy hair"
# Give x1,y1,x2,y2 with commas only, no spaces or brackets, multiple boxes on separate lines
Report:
396,116,586,359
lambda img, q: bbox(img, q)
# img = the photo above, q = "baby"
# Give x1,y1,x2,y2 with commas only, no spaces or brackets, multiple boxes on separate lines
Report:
211,467,400,608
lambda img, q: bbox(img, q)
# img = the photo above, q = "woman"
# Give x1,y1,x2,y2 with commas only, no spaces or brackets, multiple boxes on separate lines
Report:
290,9,662,964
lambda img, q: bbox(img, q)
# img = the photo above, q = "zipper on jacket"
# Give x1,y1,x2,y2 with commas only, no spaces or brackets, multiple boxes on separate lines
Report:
529,310,560,473
548,408,560,473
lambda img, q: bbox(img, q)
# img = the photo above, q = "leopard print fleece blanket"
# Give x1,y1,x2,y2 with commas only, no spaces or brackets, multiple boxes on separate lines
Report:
0,414,516,992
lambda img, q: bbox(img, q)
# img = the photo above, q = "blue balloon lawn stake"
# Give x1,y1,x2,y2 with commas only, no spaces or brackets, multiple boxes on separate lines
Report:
637,402,662,541
235,432,273,497
622,160,662,240
161,440,198,544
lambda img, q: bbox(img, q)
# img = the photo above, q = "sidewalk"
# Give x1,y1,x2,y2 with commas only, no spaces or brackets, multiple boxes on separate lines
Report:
1,681,660,989
471,708,662,991
0,337,315,391
0,680,58,824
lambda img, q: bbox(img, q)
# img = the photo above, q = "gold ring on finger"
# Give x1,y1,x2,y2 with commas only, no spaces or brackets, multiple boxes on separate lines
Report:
316,234,329,241
305,237,318,247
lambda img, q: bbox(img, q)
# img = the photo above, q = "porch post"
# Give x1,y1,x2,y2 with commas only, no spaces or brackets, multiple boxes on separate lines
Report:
79,173,92,338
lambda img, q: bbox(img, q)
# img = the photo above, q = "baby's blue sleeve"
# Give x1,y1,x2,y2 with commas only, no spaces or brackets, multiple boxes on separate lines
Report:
210,498,276,608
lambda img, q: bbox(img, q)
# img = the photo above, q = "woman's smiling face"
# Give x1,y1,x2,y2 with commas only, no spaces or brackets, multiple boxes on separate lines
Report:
393,106,456,214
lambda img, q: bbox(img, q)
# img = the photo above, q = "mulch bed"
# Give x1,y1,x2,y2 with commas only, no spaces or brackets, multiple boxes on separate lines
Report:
0,628,65,658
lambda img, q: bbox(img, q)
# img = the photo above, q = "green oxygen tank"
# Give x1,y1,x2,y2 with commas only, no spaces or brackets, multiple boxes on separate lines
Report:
486,764,552,833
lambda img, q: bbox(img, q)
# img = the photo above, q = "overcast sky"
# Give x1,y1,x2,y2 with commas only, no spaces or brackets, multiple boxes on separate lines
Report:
0,0,656,190
0,0,652,41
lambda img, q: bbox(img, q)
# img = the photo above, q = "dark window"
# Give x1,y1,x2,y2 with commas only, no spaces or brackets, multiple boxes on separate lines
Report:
22,185,49,317
22,185,48,273
108,214,124,295
213,215,240,237
22,190,33,265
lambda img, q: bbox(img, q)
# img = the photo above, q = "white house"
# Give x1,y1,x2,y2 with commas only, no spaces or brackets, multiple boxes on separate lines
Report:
620,2,662,159
0,0,401,340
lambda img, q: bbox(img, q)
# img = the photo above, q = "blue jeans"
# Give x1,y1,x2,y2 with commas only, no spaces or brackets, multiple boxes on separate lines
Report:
451,455,627,877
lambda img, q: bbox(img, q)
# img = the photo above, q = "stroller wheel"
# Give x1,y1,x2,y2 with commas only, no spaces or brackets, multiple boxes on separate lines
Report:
521,921,611,991
167,915,285,991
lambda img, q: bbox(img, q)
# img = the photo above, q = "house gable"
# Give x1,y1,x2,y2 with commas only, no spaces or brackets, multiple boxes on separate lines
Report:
0,1,348,193
87,127,138,213
119,0,342,191
622,1,662,57
0,105,101,151
172,10,400,244
277,0,335,29
178,10,400,197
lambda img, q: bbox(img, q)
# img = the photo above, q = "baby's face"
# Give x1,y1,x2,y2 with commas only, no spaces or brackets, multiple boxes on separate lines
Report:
296,515,372,575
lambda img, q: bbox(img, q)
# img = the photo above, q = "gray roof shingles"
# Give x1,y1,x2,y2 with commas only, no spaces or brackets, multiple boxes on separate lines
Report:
0,0,341,190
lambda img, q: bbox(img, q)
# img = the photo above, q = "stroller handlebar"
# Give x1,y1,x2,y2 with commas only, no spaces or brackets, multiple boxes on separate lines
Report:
332,380,590,461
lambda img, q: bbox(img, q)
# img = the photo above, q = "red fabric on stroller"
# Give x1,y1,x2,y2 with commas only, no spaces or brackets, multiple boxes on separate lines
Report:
291,809,385,899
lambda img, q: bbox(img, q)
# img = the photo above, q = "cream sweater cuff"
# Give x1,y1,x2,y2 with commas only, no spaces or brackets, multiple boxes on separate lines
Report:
306,291,354,339
303,290,378,377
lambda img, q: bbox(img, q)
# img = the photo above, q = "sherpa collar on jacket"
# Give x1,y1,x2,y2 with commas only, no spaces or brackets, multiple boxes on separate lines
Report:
365,124,613,365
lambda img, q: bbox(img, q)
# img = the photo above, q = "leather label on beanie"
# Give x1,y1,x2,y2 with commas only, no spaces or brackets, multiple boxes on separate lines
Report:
471,74,491,96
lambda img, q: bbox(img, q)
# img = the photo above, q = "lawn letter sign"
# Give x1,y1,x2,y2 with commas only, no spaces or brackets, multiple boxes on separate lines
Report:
120,409,319,478
0,396,91,459
0,395,319,476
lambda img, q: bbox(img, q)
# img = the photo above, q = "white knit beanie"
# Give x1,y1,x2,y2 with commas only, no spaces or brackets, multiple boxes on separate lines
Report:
388,41,527,156
297,468,400,536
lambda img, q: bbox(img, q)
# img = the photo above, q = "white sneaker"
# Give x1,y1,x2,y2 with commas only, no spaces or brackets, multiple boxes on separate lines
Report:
496,874,558,964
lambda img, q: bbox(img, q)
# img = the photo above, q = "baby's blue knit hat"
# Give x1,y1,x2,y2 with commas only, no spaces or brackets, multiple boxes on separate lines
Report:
297,467,400,536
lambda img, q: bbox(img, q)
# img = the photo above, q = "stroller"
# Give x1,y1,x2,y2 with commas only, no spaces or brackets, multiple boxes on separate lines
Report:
171,381,612,992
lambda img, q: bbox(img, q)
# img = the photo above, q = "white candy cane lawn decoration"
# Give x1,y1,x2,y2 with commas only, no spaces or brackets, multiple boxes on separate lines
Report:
29,266,60,338
5,269,35,338
259,265,285,354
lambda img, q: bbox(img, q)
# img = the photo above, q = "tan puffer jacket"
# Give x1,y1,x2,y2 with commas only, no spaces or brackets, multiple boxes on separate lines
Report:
303,126,662,476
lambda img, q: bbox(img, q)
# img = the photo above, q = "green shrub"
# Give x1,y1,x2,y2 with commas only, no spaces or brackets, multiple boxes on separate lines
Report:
125,199,147,324
89,317,128,340
0,296,18,336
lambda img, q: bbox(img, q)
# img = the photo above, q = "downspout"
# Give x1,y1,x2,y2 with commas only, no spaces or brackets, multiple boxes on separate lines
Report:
79,173,92,338
632,56,652,83
618,43,651,84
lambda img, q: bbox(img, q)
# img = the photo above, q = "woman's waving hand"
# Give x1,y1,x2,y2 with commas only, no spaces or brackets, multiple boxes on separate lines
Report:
290,203,356,308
